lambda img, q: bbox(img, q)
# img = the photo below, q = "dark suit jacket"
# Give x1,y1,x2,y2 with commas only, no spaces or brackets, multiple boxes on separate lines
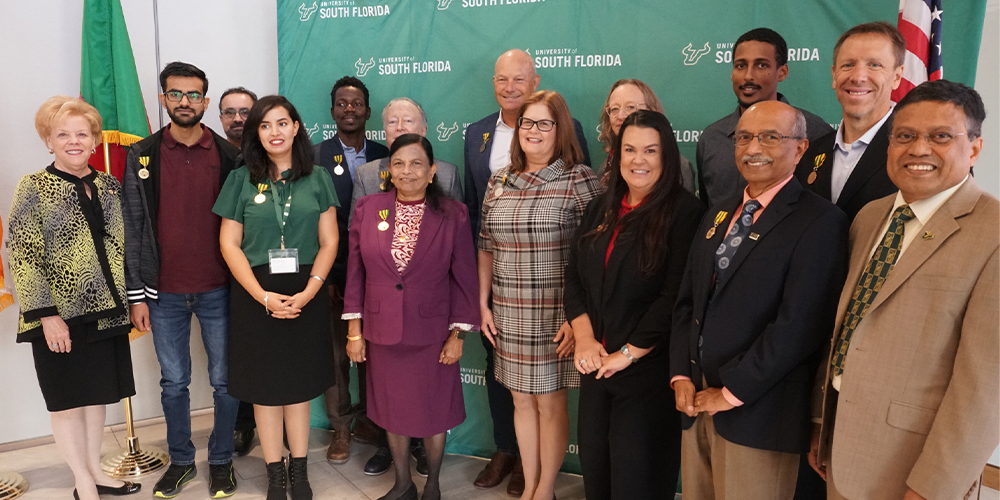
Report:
464,111,592,237
670,177,849,454
794,121,896,222
314,135,390,288
343,190,479,346
565,192,704,356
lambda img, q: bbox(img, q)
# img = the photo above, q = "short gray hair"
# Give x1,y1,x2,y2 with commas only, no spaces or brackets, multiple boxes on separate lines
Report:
791,108,806,139
382,97,427,129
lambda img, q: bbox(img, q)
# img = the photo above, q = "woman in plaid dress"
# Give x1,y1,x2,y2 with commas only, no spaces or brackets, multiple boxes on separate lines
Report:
478,90,600,500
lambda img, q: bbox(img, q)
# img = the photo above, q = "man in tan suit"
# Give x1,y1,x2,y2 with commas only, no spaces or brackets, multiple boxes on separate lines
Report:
810,79,999,500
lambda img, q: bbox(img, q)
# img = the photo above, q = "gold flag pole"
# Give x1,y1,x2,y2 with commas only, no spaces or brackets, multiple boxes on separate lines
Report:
100,397,168,478
0,471,28,500
102,139,111,174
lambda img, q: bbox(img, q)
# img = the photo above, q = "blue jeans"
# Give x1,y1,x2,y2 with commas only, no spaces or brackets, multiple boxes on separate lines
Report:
148,286,238,465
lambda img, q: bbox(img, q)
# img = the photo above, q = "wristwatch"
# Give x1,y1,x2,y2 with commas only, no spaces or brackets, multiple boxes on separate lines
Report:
620,344,638,364
453,331,466,340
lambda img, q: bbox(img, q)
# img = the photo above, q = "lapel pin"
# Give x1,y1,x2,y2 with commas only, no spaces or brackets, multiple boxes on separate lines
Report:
749,232,760,241
922,231,934,240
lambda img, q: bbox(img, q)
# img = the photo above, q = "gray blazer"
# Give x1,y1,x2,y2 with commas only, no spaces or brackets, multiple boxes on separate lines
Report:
350,157,463,228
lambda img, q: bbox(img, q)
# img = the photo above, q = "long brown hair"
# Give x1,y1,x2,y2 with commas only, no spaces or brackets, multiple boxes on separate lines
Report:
509,90,584,173
582,110,682,277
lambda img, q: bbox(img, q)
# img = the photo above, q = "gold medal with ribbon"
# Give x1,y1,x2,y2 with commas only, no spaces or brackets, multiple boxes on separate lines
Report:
333,155,345,176
377,209,390,231
494,173,507,197
706,210,728,239
480,132,490,153
807,153,826,185
254,183,268,204
138,156,150,179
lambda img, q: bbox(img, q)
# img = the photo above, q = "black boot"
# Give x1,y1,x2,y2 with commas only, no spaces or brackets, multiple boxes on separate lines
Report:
288,455,312,500
265,459,287,500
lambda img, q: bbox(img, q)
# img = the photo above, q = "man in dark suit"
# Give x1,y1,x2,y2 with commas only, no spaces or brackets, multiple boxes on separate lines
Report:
670,101,848,500
795,22,905,222
312,76,390,466
462,48,591,495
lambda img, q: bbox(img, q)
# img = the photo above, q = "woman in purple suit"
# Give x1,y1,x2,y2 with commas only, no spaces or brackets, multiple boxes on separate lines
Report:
344,133,480,500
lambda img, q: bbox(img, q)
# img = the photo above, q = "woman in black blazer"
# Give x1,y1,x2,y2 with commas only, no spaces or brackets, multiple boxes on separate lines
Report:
564,110,704,499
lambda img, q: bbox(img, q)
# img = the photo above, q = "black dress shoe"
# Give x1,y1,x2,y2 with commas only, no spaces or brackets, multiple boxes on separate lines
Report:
364,446,394,475
376,483,417,500
233,429,255,457
410,440,428,477
96,482,141,495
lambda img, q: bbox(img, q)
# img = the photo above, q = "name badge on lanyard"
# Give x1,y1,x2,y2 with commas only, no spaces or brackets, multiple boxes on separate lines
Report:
268,180,299,274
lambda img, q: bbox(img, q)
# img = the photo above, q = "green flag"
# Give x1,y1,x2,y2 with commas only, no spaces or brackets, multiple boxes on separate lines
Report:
80,0,149,154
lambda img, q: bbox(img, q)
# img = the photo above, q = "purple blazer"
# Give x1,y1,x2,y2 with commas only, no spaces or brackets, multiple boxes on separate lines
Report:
343,190,480,346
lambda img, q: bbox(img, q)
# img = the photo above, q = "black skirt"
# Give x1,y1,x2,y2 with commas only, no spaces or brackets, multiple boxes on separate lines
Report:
228,265,335,406
31,323,135,412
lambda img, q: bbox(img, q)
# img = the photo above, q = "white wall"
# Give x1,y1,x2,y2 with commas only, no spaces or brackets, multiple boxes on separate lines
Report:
0,1,997,451
0,0,278,444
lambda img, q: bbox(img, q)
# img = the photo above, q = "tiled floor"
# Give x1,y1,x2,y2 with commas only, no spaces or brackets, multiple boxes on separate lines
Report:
0,413,587,500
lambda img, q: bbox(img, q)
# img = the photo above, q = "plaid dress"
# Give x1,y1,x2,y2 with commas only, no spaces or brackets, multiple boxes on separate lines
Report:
479,160,600,394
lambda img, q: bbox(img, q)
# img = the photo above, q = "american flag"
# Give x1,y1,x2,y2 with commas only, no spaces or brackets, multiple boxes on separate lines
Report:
892,0,944,102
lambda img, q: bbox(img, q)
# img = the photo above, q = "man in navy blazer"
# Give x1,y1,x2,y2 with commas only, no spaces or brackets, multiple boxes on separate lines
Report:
312,75,390,466
461,48,591,494
670,101,848,500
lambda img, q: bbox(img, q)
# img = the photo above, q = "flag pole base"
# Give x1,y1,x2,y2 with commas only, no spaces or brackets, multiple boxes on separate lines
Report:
0,471,29,500
100,397,168,478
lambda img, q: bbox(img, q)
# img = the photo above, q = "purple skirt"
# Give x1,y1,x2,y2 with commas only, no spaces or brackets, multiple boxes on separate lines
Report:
366,341,465,438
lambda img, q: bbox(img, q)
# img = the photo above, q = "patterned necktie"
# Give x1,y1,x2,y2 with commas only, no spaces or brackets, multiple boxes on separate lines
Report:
831,205,915,378
714,199,762,281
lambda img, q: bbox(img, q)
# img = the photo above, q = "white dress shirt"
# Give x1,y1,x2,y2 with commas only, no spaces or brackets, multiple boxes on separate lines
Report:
488,113,516,174
831,107,894,203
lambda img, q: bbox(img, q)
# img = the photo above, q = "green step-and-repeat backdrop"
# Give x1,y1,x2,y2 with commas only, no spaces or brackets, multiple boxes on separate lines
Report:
279,0,986,474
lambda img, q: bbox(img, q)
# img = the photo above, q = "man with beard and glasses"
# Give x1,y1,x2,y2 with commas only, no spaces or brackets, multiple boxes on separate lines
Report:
698,28,831,208
217,86,261,458
312,76,391,470
122,61,242,499
218,87,257,149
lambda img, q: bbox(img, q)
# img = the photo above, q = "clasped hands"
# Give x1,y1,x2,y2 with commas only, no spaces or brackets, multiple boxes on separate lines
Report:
572,336,633,379
673,380,735,416
263,289,315,319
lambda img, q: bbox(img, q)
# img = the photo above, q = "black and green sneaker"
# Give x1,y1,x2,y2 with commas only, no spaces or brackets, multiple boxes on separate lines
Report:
153,463,197,499
209,462,238,498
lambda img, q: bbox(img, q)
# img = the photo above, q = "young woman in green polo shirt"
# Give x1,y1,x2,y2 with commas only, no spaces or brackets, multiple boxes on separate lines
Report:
214,95,339,500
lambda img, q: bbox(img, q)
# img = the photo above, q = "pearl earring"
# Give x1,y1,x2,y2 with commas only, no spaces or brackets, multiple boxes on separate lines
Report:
48,150,54,154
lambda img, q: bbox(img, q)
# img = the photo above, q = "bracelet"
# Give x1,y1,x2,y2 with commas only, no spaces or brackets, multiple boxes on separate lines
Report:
263,292,270,316
347,334,363,341
309,275,325,283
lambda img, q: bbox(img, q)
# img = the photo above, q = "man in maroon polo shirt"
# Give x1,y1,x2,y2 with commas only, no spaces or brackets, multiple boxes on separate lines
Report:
122,62,242,499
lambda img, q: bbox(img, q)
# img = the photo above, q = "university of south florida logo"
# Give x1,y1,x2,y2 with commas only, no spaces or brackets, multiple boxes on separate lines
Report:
436,0,455,9
305,123,320,140
682,42,711,65
437,122,460,141
355,57,376,77
298,1,318,21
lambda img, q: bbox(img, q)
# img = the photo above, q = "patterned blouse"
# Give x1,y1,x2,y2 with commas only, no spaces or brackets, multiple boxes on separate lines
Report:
8,165,132,342
391,199,425,273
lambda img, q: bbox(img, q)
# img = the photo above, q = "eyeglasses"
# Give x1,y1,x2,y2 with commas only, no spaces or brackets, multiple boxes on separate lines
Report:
164,91,205,103
518,117,556,132
221,108,250,119
890,131,968,147
733,132,804,147
606,102,647,117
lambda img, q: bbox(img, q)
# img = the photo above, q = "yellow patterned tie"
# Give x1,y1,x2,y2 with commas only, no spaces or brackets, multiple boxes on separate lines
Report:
831,205,915,378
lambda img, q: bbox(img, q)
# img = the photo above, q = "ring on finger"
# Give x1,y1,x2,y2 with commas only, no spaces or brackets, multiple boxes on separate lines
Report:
579,359,586,365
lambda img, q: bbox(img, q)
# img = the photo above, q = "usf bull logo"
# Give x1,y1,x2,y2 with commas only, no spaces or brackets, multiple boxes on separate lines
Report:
681,42,711,65
355,57,376,77
436,122,460,141
436,0,455,10
305,123,320,139
298,1,318,21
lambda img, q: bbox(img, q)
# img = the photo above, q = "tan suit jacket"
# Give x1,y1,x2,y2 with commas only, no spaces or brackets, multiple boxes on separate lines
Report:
814,177,999,500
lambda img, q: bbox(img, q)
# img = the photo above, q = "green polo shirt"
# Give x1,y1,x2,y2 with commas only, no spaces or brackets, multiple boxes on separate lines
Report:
213,166,340,268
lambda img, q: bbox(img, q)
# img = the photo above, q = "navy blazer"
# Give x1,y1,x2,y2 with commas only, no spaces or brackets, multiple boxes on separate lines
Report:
464,111,592,237
314,135,390,288
343,190,480,346
794,121,897,222
670,177,849,454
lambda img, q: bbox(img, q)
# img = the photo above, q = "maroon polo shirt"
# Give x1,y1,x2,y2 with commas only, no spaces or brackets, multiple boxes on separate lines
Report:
157,124,229,293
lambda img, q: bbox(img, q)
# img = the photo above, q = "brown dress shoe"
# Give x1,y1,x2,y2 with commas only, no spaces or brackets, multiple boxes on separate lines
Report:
473,451,517,489
326,429,351,464
352,418,381,446
506,458,524,497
